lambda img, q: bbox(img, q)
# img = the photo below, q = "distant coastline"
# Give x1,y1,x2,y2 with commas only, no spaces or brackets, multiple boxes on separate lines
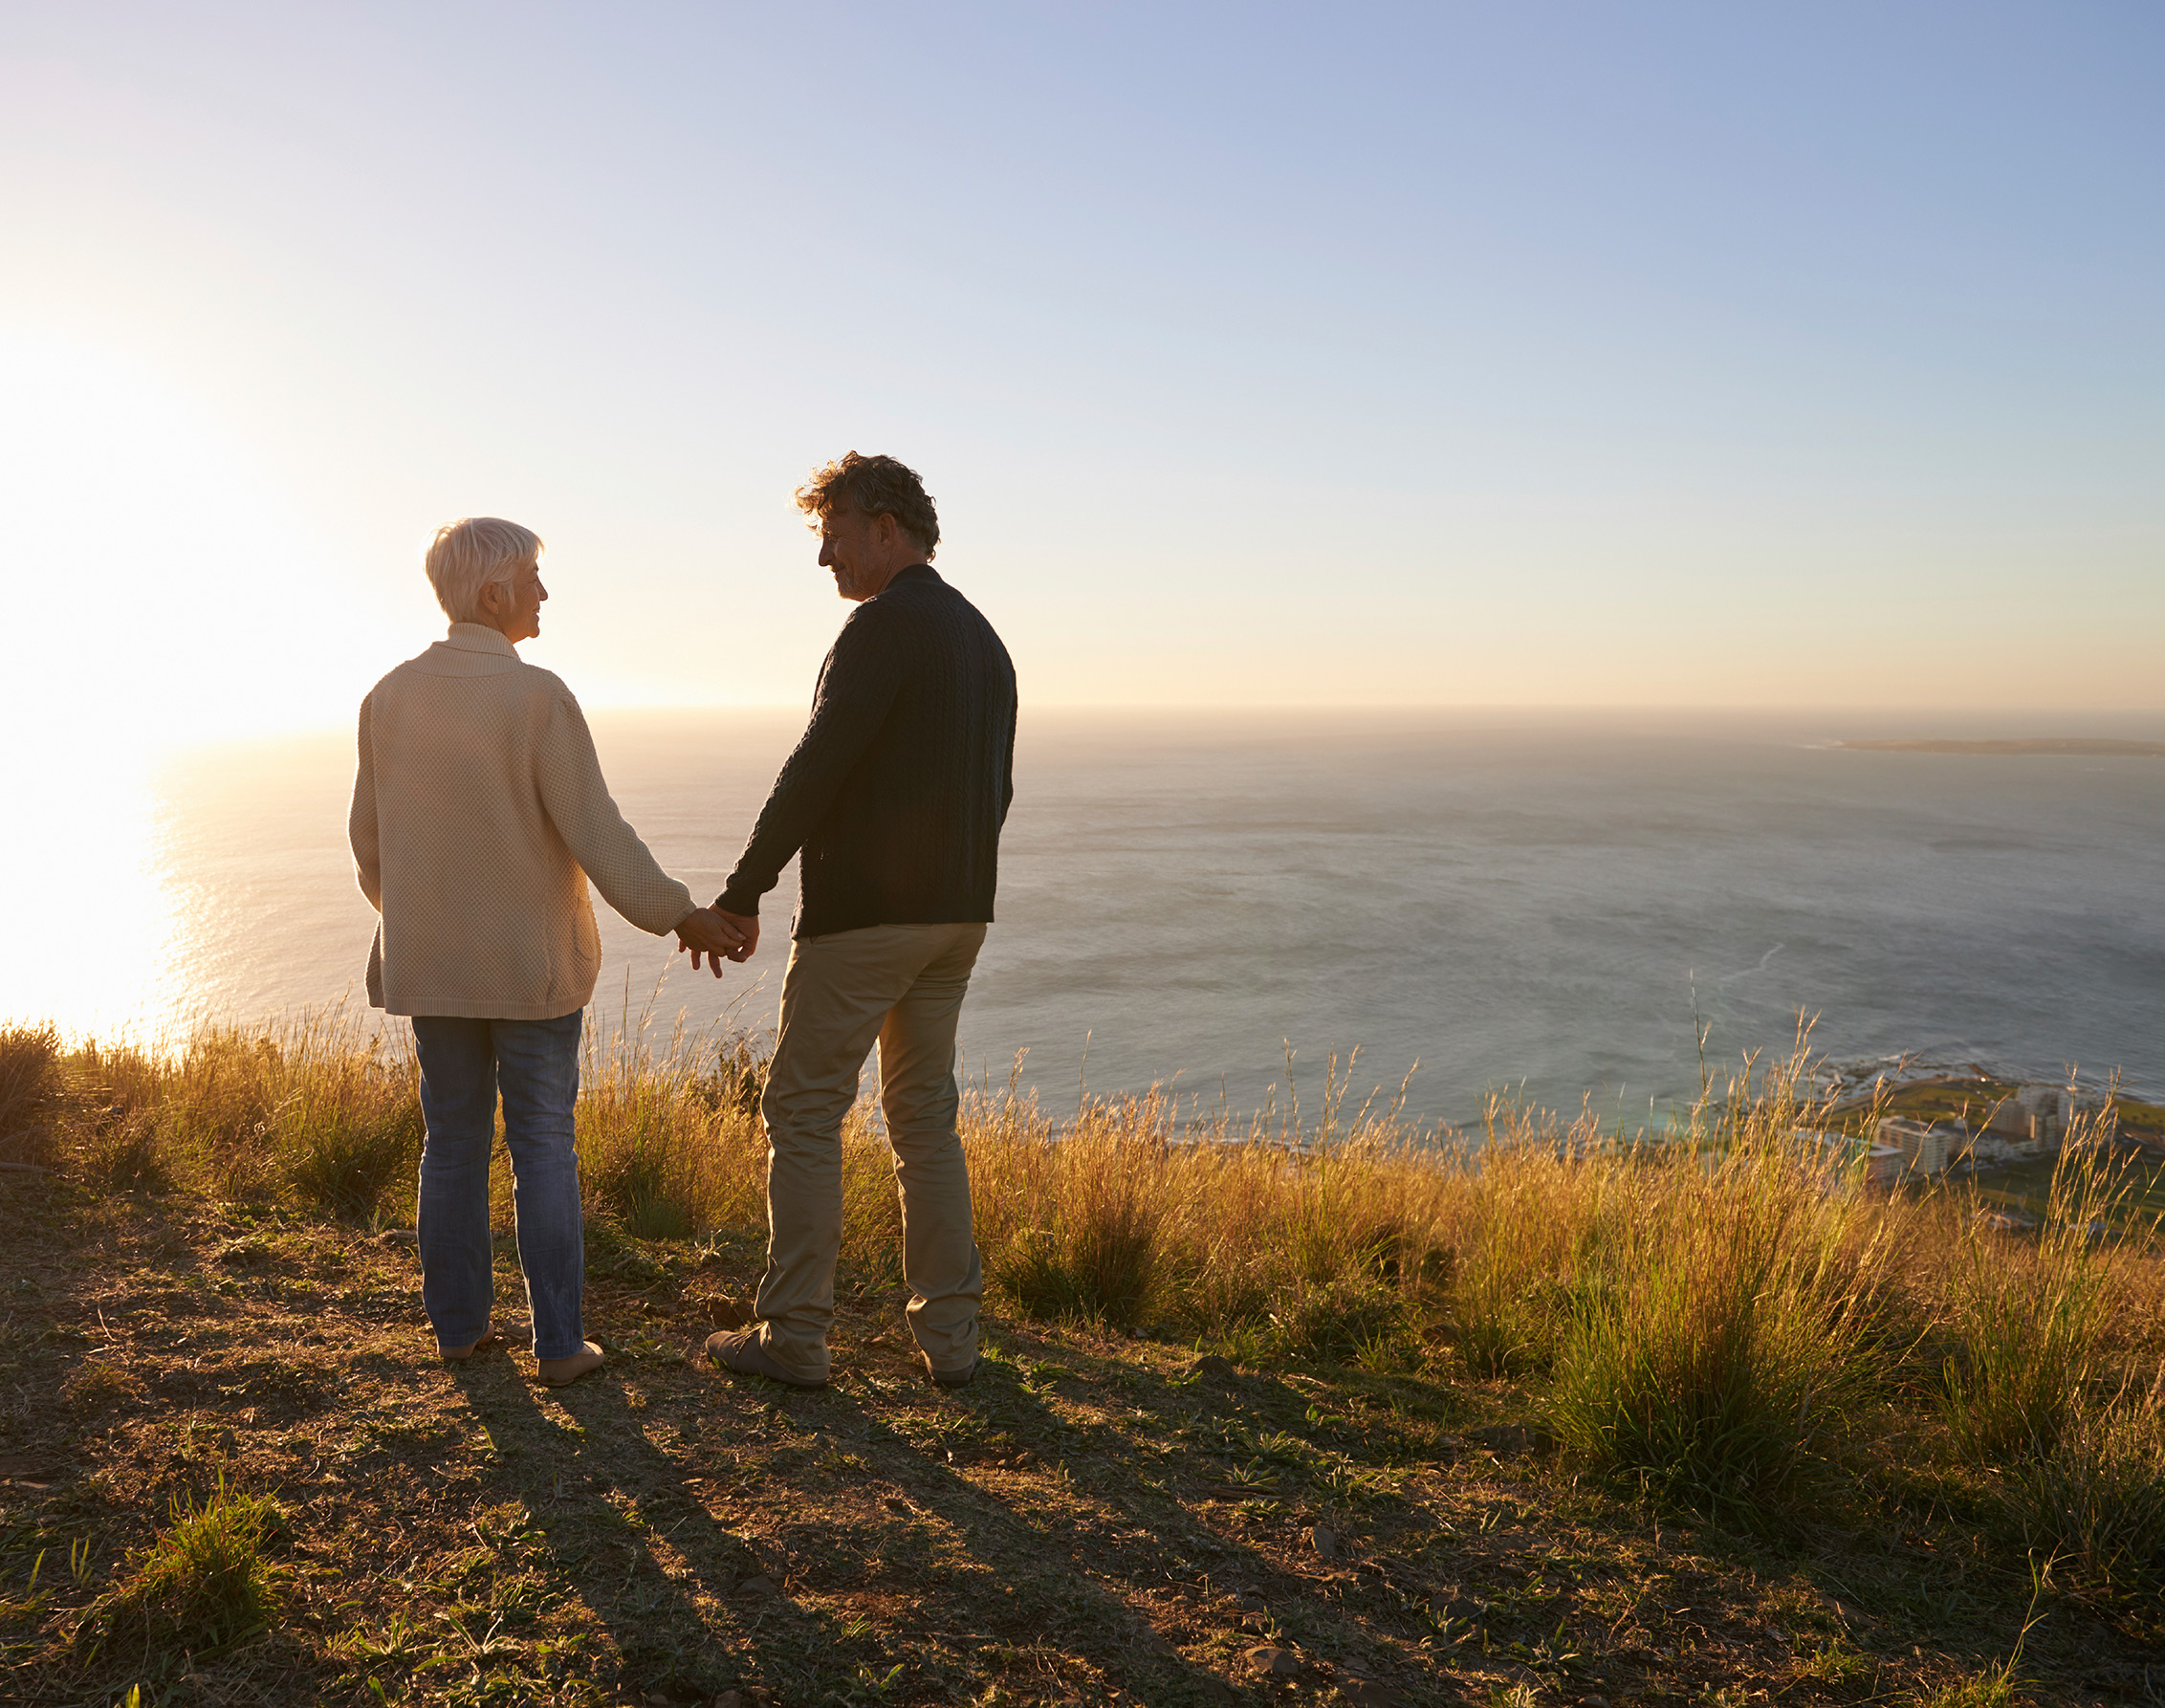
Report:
1837,736,2165,756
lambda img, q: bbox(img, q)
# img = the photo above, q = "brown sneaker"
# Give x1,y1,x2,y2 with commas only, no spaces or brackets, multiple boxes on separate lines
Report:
704,1326,826,1390
925,1353,981,1390
535,1341,606,1387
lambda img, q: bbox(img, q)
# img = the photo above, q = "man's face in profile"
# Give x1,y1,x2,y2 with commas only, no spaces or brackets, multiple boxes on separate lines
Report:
818,507,886,602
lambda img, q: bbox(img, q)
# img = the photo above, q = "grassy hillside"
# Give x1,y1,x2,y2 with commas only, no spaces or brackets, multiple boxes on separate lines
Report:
2,1018,2162,1708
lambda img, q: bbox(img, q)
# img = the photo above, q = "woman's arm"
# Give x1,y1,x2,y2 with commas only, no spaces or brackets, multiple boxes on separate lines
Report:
348,694,383,910
534,689,698,935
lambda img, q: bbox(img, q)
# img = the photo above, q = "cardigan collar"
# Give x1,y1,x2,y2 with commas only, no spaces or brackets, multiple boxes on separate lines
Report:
443,622,521,658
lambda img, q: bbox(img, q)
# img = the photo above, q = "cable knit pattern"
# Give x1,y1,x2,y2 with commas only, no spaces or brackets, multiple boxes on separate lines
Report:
349,624,695,1019
717,566,1017,937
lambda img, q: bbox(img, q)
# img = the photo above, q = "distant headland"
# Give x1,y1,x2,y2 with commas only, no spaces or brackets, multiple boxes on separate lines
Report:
1837,736,2165,756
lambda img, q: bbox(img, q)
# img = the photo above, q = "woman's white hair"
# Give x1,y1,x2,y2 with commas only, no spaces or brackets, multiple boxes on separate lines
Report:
424,517,542,624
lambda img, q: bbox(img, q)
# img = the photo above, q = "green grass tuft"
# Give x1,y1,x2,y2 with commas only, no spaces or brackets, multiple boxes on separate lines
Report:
74,1478,287,1667
1268,1272,1406,1361
1919,1671,2019,1708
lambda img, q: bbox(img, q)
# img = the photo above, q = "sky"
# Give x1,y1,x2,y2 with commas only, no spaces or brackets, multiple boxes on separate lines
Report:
2,2,2161,752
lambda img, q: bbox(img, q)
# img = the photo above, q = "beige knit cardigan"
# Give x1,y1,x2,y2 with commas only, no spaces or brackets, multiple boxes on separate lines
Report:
348,624,695,1019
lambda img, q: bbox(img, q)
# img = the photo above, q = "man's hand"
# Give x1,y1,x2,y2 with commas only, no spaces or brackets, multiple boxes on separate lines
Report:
716,909,758,962
675,908,747,975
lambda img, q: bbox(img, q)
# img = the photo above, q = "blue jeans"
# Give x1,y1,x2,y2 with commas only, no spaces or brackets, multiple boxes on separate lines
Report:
412,1012,587,1361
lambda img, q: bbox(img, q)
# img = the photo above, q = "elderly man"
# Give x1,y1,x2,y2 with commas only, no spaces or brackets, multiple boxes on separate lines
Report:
702,453,1017,1391
350,516,743,1386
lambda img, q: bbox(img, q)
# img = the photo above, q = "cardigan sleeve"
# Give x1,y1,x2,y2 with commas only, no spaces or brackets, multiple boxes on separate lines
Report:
534,690,698,935
348,693,383,911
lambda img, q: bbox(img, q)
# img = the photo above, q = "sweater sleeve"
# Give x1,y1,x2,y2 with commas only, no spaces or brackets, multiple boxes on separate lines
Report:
348,694,383,911
716,606,906,916
535,690,698,935
999,686,1017,828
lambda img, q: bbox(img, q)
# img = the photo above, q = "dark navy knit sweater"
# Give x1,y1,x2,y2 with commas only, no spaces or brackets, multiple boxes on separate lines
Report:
715,566,1017,938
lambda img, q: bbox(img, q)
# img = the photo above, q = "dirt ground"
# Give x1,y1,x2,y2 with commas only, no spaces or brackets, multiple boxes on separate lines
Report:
3,1173,2159,1708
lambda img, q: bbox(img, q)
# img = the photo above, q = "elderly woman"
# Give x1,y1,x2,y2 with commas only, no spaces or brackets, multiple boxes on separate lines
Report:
349,517,740,1385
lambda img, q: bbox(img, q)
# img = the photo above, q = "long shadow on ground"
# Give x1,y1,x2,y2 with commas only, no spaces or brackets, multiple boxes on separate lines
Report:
448,1346,1280,1705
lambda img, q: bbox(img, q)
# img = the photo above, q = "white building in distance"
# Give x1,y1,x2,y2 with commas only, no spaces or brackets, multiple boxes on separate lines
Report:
1984,1084,2071,1152
1876,1117,1952,1176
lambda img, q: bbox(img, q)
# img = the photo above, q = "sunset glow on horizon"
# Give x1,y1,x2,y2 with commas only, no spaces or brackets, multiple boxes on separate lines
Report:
3,4,2160,769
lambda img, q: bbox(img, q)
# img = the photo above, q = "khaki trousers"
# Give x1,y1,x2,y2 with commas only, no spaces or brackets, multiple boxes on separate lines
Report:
753,922,987,1383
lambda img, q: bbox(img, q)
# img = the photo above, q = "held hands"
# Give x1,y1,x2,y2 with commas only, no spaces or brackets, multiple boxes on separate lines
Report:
675,907,759,976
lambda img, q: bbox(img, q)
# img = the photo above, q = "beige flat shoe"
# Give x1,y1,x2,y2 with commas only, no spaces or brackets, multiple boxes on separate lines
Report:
438,1328,500,1361
535,1341,606,1387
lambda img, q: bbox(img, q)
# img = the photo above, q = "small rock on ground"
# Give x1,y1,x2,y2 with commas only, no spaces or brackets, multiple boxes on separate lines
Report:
1470,1422,1558,1457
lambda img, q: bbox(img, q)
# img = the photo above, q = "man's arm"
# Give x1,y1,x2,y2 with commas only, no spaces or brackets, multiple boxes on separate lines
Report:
348,695,383,910
714,609,906,918
999,683,1017,828
535,690,701,935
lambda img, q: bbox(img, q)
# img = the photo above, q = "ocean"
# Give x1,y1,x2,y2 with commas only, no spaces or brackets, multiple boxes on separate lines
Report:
11,709,2161,1125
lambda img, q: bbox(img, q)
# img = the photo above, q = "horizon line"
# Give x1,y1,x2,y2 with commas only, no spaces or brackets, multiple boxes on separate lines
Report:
127,700,2165,755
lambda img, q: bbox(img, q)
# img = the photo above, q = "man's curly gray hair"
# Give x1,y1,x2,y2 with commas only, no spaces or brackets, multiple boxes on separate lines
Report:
795,452,938,558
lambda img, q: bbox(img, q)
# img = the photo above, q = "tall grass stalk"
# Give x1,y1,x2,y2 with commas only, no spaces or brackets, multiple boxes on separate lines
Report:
0,1019,62,1164
45,1011,422,1216
165,1015,424,1218
967,1063,1463,1340
1939,1125,2132,1462
1546,1047,1903,1519
577,1017,764,1239
974,1093,1176,1327
1448,1122,1619,1377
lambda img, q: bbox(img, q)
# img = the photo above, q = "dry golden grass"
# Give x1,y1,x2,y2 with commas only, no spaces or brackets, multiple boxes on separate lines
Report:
559,1019,2165,1558
17,1010,2165,1570
0,1020,63,1166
